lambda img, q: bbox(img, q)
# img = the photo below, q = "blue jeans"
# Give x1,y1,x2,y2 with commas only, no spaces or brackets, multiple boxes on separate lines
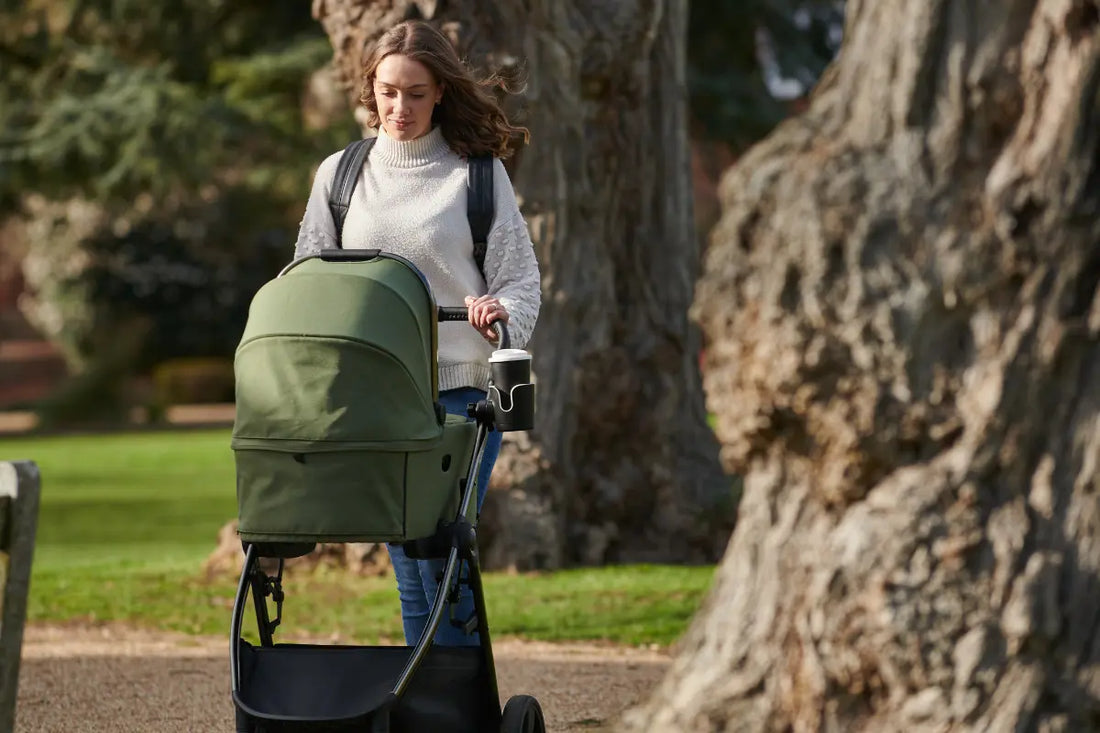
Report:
386,387,502,647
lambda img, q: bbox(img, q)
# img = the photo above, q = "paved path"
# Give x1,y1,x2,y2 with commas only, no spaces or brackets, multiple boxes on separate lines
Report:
17,625,670,732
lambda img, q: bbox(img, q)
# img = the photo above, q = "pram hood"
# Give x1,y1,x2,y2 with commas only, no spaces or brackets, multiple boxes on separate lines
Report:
231,253,478,544
232,256,442,453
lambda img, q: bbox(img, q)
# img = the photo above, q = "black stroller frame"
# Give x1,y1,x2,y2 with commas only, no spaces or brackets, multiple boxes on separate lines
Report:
229,251,543,733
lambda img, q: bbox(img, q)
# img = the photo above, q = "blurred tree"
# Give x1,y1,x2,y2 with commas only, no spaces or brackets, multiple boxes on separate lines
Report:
686,1,844,286
312,0,732,568
688,0,844,148
626,1,1100,730
0,0,343,205
0,0,357,381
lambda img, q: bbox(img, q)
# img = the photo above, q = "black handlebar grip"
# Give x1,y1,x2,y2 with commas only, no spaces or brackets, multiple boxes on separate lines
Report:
319,249,381,262
438,307,469,322
438,306,512,349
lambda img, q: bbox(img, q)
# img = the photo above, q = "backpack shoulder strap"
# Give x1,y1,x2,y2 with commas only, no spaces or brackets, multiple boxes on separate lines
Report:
467,155,495,276
328,137,376,248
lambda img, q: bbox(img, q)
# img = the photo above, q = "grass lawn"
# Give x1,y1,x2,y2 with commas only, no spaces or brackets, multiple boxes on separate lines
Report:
1,428,715,647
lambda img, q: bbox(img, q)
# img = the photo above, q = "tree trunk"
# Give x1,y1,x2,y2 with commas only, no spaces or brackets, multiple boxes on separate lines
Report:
625,1,1100,730
310,0,732,568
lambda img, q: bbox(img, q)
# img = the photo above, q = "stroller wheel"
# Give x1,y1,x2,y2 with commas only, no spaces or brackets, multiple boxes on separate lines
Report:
500,694,546,733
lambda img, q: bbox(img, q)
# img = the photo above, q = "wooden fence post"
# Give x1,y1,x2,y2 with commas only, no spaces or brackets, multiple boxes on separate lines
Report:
0,461,41,733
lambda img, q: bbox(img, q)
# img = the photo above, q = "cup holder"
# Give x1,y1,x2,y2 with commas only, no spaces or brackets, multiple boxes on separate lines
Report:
488,382,535,432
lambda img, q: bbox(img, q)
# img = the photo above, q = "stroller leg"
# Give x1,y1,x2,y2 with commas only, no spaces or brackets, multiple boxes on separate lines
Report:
230,544,257,693
462,542,503,724
392,545,462,698
230,546,259,732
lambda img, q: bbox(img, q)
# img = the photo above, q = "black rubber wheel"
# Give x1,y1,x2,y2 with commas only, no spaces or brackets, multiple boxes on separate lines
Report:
500,694,546,733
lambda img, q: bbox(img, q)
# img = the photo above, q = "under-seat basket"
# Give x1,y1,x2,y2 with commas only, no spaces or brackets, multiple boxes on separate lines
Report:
234,642,495,732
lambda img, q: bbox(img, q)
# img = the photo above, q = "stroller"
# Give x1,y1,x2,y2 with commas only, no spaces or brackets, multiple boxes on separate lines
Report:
228,250,542,732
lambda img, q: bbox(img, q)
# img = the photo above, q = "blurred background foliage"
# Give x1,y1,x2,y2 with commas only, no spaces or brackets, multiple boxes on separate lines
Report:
0,0,356,392
0,0,351,205
688,0,843,146
0,0,842,424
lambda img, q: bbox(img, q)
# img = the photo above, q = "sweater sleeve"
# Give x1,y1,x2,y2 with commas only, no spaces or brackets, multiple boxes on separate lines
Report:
484,159,542,350
293,153,342,260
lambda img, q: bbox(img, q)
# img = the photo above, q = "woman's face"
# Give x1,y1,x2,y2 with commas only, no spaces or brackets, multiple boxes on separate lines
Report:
373,54,442,141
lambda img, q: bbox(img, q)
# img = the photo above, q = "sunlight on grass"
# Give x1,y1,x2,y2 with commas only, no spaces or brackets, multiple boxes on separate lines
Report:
3,428,717,647
2,428,237,573
28,564,715,647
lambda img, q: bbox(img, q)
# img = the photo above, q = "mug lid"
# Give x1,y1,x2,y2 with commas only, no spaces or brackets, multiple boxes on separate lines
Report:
489,348,531,362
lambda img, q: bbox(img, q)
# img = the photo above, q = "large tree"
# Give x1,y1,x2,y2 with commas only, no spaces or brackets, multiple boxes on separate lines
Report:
310,0,733,567
626,0,1100,730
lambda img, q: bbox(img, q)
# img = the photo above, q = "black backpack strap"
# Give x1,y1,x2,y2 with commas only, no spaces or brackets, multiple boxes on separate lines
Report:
467,155,495,276
328,137,376,248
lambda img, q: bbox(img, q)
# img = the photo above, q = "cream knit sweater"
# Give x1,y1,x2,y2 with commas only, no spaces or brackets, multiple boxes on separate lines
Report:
294,127,541,392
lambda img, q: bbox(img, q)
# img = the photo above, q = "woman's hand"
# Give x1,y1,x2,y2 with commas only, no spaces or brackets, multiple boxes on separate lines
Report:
465,294,509,343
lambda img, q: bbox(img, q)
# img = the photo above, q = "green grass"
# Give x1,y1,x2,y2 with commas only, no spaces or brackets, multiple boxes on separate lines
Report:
1,428,715,647
3,429,238,573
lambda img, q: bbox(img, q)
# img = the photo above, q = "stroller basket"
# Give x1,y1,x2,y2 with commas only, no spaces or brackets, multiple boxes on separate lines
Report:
234,643,494,732
231,255,476,544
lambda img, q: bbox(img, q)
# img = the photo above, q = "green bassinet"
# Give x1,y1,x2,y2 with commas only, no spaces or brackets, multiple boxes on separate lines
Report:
231,254,476,544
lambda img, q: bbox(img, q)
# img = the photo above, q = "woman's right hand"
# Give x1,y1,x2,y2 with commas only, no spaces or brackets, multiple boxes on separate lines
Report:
465,295,509,343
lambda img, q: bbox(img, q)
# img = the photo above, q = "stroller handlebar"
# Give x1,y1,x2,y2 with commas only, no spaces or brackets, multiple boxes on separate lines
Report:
437,306,469,322
438,306,511,350
317,249,381,262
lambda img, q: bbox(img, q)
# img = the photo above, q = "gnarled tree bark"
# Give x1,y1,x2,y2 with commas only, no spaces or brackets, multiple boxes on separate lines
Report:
625,1,1100,730
307,0,732,569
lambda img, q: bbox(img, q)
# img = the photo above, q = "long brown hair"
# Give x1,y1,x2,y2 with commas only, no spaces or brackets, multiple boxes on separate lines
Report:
360,21,528,159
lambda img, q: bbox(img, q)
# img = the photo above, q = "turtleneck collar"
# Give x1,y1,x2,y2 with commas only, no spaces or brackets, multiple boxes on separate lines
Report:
371,126,451,168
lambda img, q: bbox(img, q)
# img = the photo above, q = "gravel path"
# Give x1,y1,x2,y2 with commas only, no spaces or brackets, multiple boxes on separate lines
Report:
17,624,669,732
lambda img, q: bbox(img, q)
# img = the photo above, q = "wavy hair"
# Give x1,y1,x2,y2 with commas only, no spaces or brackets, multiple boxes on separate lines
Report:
359,21,528,159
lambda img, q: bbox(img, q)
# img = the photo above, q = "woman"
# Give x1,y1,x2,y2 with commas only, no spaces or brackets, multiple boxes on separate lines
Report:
293,20,540,647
